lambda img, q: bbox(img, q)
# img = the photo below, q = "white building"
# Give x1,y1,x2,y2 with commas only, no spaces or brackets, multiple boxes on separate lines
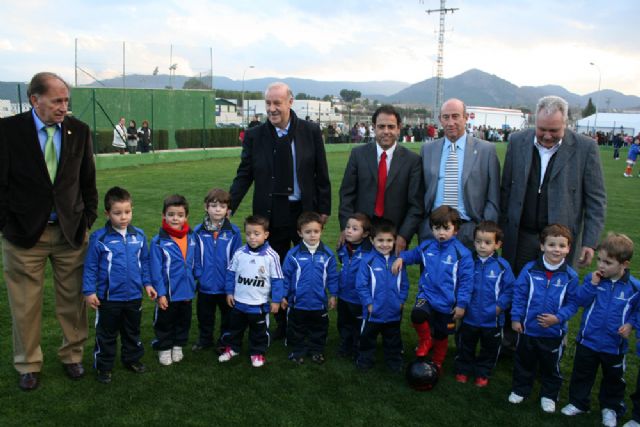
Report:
214,98,242,126
575,113,640,135
0,99,11,118
466,106,528,130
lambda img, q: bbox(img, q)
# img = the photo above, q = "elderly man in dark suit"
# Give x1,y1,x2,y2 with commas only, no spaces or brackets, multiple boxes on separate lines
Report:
339,105,424,253
0,72,98,391
229,82,331,338
420,98,501,248
500,95,606,274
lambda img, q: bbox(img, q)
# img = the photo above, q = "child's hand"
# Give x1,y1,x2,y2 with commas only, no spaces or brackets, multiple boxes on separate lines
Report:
270,302,280,314
537,313,559,328
391,258,403,275
328,296,337,310
453,306,465,320
591,271,603,285
226,294,235,308
145,285,157,300
496,306,502,316
512,321,523,333
367,304,373,313
157,296,168,310
280,298,288,311
619,323,633,338
85,294,100,310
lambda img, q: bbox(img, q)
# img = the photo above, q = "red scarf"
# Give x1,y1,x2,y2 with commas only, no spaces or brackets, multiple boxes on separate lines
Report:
162,218,190,238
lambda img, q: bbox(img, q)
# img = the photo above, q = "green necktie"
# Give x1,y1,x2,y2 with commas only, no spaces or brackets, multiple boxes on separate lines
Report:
44,125,57,181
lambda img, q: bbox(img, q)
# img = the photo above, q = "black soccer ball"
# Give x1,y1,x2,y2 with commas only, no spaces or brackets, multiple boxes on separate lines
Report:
406,359,439,391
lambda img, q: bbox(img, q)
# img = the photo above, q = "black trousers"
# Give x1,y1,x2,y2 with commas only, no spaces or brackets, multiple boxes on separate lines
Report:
94,299,144,371
226,307,270,356
287,307,329,358
337,299,363,356
195,292,230,348
512,334,564,400
568,342,626,415
357,319,403,371
455,323,502,378
152,300,192,351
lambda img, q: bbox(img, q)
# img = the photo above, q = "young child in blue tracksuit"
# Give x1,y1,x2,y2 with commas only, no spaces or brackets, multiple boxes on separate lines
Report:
150,194,201,366
219,215,286,368
561,233,640,427
192,188,241,353
283,212,339,364
83,187,157,384
392,205,474,372
624,136,640,177
508,223,579,414
336,212,372,359
454,221,515,388
356,219,409,372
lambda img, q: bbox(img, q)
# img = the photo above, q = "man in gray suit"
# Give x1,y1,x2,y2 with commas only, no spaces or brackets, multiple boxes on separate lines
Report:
500,95,606,274
420,98,501,247
339,105,424,253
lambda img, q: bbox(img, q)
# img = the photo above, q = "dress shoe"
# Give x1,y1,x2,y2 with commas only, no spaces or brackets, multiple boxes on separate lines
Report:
124,362,146,374
63,362,85,380
19,372,40,391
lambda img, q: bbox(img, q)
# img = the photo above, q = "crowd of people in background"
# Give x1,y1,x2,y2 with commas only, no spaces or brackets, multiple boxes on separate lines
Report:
112,116,153,154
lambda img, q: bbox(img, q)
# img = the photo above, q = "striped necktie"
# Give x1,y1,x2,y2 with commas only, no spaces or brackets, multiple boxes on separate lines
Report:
44,125,58,182
442,142,458,209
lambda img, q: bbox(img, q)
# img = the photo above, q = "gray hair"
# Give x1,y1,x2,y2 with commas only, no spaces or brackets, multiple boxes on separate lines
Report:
265,82,294,100
27,72,69,100
536,96,569,123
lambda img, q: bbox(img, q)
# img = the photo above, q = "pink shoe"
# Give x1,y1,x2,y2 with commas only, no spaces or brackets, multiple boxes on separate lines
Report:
251,354,265,367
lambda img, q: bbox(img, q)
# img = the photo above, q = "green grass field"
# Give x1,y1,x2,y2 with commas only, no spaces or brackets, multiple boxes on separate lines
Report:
0,142,638,426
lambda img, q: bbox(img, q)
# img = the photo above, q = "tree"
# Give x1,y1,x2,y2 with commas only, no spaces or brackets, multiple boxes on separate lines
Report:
339,89,361,103
322,95,332,102
582,97,596,118
295,92,319,100
182,77,211,90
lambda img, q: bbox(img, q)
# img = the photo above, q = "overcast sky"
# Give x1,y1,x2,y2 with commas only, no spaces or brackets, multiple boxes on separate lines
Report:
1,0,638,96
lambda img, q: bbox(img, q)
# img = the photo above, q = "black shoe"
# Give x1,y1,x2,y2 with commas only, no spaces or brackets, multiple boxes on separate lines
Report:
288,355,304,365
97,370,112,384
191,343,212,352
311,354,326,364
124,362,146,374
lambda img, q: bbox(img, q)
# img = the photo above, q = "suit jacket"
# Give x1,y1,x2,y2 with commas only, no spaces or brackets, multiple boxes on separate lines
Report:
420,134,500,243
339,143,424,242
229,114,331,218
0,111,98,249
499,128,606,266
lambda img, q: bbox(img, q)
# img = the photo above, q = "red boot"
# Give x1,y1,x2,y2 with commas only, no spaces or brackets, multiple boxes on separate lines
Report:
431,338,449,373
413,322,432,357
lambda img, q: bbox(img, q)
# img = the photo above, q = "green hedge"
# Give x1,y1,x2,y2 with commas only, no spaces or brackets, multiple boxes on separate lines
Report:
93,129,169,154
175,128,241,149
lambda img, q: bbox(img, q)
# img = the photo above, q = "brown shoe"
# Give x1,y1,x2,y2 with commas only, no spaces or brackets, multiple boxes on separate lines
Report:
63,363,85,380
19,372,40,391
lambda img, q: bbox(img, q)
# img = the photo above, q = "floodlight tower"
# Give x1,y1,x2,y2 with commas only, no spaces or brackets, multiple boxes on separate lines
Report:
426,1,458,115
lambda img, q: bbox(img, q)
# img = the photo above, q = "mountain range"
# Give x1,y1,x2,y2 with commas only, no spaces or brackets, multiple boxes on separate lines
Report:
2,69,639,111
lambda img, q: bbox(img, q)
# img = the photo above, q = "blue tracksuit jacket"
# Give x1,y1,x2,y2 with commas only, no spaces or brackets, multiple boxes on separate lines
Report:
194,218,242,295
283,242,339,311
150,228,201,301
355,250,409,323
463,253,515,328
511,258,579,338
400,237,473,314
82,222,151,301
576,270,640,355
337,239,372,305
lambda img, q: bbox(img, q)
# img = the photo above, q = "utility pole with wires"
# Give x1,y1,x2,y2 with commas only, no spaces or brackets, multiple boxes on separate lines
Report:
425,0,458,115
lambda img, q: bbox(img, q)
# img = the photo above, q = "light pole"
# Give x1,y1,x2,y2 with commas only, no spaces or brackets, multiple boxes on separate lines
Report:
241,65,255,125
589,62,601,133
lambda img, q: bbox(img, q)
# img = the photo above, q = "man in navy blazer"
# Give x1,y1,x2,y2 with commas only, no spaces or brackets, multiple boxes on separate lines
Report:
0,72,98,390
420,98,501,247
500,95,606,273
339,105,424,253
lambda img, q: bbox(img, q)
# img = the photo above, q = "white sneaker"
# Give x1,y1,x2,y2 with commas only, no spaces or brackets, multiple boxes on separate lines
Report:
171,346,184,363
158,349,173,366
218,346,239,362
561,403,585,416
541,397,556,413
602,409,617,427
251,354,265,368
508,392,524,404
623,420,640,427
624,173,632,177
